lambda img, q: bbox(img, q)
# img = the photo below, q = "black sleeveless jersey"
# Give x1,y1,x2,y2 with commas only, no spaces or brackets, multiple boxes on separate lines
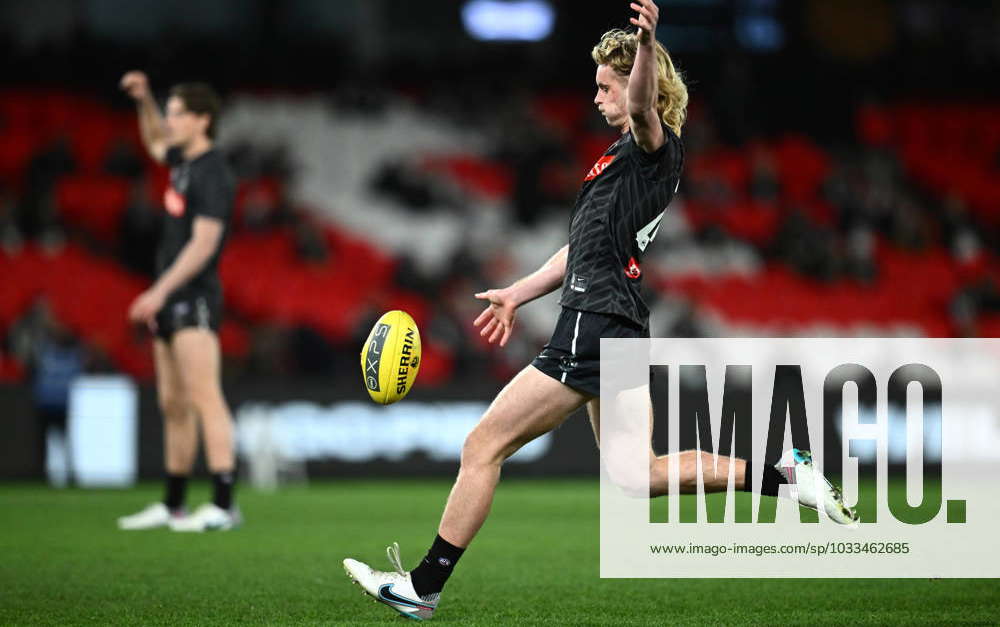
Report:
157,146,236,298
559,125,684,328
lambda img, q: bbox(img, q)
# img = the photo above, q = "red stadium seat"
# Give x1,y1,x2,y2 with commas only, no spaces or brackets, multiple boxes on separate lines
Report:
534,93,589,135
856,103,894,147
977,315,1000,339
720,201,781,246
773,134,829,203
219,321,251,358
234,177,283,227
55,175,131,244
0,128,46,189
421,155,513,201
415,340,454,387
0,351,24,382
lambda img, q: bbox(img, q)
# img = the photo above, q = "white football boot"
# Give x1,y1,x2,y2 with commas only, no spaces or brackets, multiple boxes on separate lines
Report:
117,502,184,530
169,503,242,532
343,543,439,621
775,448,858,526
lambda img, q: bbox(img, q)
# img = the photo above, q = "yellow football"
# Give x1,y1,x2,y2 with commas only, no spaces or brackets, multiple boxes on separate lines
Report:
360,310,422,405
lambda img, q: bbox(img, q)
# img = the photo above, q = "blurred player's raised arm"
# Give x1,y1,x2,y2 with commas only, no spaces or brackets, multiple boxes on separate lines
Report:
120,70,168,163
627,0,666,153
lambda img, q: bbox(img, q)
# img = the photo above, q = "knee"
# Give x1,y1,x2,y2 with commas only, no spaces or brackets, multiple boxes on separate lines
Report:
159,391,190,423
185,383,224,415
460,428,512,473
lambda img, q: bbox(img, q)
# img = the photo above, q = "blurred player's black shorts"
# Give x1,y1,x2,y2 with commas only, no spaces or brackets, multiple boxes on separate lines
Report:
531,307,648,397
155,290,222,342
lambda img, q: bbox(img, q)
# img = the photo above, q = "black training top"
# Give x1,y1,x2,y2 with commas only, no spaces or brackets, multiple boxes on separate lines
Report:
157,146,236,298
559,125,684,328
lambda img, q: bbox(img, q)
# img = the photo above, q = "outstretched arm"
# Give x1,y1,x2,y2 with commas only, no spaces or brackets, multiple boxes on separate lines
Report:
627,0,666,153
120,71,168,163
473,244,568,347
504,244,568,308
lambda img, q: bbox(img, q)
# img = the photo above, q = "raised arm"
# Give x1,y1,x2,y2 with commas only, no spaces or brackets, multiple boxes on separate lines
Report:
473,245,568,347
627,0,666,153
120,71,168,163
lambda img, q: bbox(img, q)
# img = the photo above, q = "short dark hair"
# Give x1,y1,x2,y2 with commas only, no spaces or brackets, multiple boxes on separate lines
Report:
169,83,222,139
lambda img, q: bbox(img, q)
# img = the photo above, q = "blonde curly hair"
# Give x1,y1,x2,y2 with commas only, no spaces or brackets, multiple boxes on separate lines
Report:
591,29,688,137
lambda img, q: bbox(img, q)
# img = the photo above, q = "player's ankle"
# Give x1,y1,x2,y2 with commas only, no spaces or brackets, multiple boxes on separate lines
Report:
410,534,465,597
164,473,188,510
211,471,236,510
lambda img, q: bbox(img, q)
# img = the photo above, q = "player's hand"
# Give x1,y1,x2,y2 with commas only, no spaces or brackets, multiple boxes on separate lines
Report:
630,0,659,45
120,70,151,101
128,287,166,332
473,288,518,347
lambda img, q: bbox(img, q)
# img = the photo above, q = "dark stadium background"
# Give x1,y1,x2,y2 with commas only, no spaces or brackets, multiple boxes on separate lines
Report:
3,0,999,481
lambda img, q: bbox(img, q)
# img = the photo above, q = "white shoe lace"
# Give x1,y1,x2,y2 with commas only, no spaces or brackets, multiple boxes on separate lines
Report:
384,541,440,606
386,542,405,576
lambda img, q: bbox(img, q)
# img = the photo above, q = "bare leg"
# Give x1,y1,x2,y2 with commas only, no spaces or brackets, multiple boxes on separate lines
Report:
155,339,198,475
586,399,746,497
652,450,746,496
438,365,591,547
173,329,234,473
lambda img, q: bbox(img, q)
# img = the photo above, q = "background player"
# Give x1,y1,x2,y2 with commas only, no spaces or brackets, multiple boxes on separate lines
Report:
344,1,854,619
115,71,241,532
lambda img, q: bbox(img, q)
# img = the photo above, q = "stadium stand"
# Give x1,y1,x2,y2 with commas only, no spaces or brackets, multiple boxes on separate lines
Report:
2,88,999,384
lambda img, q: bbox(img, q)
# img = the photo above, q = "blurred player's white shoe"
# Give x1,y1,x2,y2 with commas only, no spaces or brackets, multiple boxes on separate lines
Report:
344,542,439,621
117,502,182,530
169,503,242,532
776,448,858,526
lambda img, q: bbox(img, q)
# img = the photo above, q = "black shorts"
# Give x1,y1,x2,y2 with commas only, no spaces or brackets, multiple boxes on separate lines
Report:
155,291,222,342
531,307,648,397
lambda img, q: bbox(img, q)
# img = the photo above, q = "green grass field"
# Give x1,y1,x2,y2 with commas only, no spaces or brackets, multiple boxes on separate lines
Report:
0,480,996,626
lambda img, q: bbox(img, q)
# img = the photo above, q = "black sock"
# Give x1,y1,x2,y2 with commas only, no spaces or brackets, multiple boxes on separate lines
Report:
761,462,787,497
410,535,465,598
164,474,188,511
742,460,787,497
211,472,235,510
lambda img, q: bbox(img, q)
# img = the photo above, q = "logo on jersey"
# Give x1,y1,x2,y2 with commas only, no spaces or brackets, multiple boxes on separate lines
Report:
584,155,616,181
624,256,641,279
164,186,186,217
636,212,665,252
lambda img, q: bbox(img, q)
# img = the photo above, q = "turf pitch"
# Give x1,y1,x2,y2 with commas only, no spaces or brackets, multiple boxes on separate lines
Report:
0,480,996,625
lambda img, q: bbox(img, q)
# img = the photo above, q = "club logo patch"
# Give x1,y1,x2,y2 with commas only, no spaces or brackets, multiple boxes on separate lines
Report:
624,256,641,279
164,186,186,217
584,155,616,181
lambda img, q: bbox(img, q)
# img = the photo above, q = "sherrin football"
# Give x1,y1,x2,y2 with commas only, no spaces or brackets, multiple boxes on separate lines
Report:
360,310,421,405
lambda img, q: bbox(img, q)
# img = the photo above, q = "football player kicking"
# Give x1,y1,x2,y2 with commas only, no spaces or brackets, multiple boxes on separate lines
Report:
344,1,856,619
